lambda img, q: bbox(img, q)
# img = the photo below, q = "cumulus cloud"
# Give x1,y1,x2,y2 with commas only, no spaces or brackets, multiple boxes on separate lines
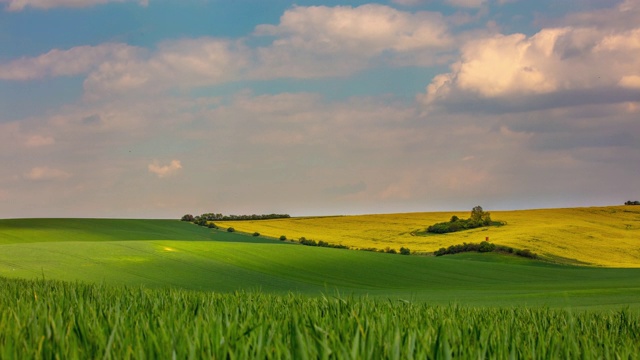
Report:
25,135,55,148
83,38,249,99
253,4,451,78
619,75,640,89
419,24,640,111
0,43,138,81
2,0,147,11
390,0,426,6
24,167,71,181
446,0,486,8
148,160,182,178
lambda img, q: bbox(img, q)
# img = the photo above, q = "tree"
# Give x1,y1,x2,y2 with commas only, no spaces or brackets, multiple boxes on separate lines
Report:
181,214,194,222
450,215,459,223
470,206,491,226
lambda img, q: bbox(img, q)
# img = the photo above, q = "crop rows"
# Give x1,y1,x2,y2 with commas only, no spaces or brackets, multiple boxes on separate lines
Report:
1,276,639,359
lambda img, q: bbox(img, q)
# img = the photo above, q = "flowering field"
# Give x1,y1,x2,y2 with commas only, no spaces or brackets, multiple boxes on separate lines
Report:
217,206,640,267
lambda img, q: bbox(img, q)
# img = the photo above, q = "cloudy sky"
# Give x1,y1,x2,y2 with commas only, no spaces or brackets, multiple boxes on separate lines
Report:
1,0,638,218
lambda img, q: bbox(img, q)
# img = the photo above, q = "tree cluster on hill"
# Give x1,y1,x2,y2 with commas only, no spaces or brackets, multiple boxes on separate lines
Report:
297,237,349,249
625,200,640,205
427,206,502,234
434,242,538,259
358,246,411,255
181,213,291,225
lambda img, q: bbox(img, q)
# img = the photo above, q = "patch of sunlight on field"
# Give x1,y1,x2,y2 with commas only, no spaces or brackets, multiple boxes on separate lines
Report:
217,206,640,267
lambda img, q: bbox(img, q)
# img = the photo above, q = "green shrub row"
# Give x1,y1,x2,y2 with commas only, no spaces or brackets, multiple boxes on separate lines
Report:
297,237,349,249
182,213,291,223
434,242,538,259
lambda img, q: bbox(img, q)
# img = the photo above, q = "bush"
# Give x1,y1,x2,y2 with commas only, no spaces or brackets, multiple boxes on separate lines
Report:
227,227,235,233
208,223,217,229
253,232,260,237
384,247,397,254
400,247,411,255
515,249,537,259
427,206,498,234
181,214,195,222
279,235,287,241
434,242,538,260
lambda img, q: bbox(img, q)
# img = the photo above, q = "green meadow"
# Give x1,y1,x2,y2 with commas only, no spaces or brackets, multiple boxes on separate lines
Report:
2,217,640,358
2,218,640,308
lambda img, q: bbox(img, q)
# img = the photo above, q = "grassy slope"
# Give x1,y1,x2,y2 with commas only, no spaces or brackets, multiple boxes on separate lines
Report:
218,206,640,267
2,218,640,308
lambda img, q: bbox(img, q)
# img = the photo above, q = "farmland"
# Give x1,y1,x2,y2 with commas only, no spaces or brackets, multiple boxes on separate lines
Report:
2,277,639,359
2,214,640,357
216,206,640,267
2,217,640,307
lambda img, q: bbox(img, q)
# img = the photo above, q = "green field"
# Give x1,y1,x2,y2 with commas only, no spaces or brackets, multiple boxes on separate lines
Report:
2,277,639,359
2,218,640,308
2,217,640,358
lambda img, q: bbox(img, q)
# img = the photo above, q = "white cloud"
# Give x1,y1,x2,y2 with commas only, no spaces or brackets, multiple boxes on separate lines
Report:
390,0,426,6
420,25,640,109
446,0,486,8
25,135,55,147
24,167,71,181
2,0,147,11
0,43,138,81
1,5,452,95
253,4,451,78
619,75,640,89
148,160,182,178
83,38,248,99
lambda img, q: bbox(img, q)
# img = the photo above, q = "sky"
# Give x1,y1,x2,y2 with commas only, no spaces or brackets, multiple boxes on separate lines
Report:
0,0,639,219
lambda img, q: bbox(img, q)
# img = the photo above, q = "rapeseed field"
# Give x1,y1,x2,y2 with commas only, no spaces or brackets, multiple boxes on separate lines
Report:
217,206,640,267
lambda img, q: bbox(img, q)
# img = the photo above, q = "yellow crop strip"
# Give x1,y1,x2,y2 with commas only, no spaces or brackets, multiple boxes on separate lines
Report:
217,206,640,267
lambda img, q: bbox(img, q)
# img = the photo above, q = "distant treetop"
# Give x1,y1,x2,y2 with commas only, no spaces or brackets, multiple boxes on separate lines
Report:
181,212,291,223
625,200,640,205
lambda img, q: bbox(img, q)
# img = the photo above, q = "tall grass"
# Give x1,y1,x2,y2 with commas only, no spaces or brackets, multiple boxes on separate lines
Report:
1,276,638,359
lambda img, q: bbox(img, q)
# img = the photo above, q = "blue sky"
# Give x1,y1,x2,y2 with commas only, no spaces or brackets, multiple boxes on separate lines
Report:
0,0,639,218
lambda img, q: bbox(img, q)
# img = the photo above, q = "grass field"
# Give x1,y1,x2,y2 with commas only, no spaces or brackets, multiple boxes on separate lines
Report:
2,216,640,358
2,217,640,308
2,277,639,359
216,206,640,267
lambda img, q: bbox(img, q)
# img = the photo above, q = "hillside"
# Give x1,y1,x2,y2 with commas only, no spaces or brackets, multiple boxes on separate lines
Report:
2,218,640,308
217,206,640,267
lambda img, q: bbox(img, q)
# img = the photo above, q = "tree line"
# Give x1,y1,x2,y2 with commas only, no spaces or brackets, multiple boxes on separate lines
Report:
625,201,640,205
434,242,538,259
181,213,291,224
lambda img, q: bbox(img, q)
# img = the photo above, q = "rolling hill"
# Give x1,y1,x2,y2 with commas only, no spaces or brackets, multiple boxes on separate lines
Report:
216,206,640,267
2,217,640,308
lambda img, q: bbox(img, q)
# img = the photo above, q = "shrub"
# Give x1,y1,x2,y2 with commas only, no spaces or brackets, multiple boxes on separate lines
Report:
181,214,195,222
384,247,397,254
400,247,411,255
279,235,287,241
427,206,498,234
227,227,235,233
208,223,217,229
515,249,537,259
253,232,260,237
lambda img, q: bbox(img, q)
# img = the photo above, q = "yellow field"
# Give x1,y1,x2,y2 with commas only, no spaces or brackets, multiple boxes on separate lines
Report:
217,206,640,267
